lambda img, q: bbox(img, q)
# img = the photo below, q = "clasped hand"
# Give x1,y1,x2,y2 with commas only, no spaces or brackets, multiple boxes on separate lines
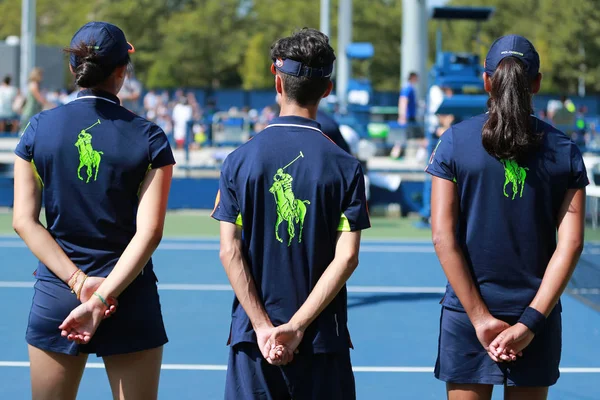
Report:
59,277,117,344
473,315,535,363
255,322,304,366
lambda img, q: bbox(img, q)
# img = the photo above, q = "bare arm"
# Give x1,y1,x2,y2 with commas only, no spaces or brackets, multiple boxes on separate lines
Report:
288,230,361,332
398,96,408,124
29,82,47,107
489,188,586,357
94,165,173,299
12,157,78,282
430,176,490,324
528,188,585,316
219,222,271,330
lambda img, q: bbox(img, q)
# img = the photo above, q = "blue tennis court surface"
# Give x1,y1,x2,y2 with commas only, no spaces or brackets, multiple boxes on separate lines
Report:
1,236,599,399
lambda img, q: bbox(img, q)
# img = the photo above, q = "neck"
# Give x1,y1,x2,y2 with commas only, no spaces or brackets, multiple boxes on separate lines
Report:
278,101,318,120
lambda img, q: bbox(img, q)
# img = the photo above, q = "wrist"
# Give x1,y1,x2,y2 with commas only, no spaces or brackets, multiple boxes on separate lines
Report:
517,307,546,335
289,317,307,333
252,318,272,331
89,293,108,313
468,307,492,328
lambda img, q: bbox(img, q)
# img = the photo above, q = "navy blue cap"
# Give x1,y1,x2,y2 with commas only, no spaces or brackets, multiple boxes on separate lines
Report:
484,35,539,78
69,22,134,68
273,58,333,78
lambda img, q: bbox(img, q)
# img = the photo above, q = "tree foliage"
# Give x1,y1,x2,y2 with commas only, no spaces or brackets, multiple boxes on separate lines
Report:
0,0,598,93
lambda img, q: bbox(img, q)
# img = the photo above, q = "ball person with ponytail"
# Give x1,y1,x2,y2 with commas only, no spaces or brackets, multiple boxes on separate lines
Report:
13,22,174,399
426,35,588,399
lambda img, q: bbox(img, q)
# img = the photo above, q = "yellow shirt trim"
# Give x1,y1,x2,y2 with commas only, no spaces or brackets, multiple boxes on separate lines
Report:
337,213,351,232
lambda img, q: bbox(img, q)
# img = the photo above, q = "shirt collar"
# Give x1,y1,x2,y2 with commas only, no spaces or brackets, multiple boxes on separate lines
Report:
76,89,121,105
269,115,322,130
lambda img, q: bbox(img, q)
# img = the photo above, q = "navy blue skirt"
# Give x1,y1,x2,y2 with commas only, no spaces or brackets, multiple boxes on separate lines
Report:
26,271,168,357
434,306,562,387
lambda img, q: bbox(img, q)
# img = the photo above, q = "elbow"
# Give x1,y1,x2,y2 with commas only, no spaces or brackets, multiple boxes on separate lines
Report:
432,230,455,251
12,216,30,237
561,237,584,256
343,249,360,272
219,245,236,266
140,226,163,249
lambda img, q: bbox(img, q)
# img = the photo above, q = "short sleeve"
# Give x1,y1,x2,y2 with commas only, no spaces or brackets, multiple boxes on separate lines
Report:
400,86,411,98
14,115,38,162
425,128,456,182
568,143,589,189
148,125,176,169
211,159,241,225
338,163,371,232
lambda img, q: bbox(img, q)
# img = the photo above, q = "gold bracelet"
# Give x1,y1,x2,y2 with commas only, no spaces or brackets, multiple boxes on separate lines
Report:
68,269,82,292
76,274,88,300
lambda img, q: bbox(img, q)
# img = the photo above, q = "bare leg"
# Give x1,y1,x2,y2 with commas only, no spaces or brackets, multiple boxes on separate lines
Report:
504,385,548,400
28,344,88,400
447,383,493,400
103,346,163,400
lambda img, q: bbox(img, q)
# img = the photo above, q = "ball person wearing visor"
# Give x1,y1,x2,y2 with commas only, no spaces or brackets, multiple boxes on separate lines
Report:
211,28,370,400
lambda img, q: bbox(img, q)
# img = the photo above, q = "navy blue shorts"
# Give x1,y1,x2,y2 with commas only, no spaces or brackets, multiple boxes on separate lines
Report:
434,306,562,387
225,342,355,400
26,271,168,357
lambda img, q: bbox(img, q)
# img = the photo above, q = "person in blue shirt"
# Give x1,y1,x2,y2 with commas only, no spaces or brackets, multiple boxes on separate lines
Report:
211,28,370,400
13,22,174,400
391,71,420,158
427,35,588,400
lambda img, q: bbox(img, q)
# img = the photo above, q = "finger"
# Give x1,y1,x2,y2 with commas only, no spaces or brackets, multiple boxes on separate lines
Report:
486,351,502,363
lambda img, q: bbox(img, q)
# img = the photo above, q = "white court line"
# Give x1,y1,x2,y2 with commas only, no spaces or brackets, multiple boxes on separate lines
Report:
0,281,445,294
2,282,598,296
0,240,437,253
3,282,599,297
0,362,598,373
1,240,598,255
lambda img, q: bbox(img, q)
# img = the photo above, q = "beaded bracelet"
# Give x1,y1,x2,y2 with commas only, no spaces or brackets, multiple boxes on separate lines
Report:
67,269,82,291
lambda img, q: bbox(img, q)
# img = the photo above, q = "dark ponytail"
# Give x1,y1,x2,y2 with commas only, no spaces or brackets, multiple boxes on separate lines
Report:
63,42,126,88
482,57,541,162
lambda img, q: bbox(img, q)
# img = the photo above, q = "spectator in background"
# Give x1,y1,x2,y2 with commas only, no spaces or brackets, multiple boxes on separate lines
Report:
391,71,419,159
172,96,193,149
0,75,18,133
144,89,159,120
551,95,576,131
118,69,142,114
20,68,49,129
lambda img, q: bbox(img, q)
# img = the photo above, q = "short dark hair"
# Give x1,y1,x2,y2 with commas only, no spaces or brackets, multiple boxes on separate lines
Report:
408,72,418,80
3,75,11,85
270,28,336,106
63,42,130,88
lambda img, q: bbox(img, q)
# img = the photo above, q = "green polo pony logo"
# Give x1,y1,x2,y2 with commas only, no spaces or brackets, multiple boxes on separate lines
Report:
75,119,103,183
501,159,528,200
269,151,310,246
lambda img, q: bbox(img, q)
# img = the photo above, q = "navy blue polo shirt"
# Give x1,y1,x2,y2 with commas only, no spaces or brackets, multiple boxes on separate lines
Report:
211,115,370,353
426,114,589,315
15,89,175,283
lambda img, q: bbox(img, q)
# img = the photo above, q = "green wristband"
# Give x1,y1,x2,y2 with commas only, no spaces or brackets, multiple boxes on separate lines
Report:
93,292,109,307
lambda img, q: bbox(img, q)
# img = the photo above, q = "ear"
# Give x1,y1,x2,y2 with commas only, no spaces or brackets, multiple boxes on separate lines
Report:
483,72,492,93
115,64,128,80
322,80,333,98
531,73,542,94
275,74,283,96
